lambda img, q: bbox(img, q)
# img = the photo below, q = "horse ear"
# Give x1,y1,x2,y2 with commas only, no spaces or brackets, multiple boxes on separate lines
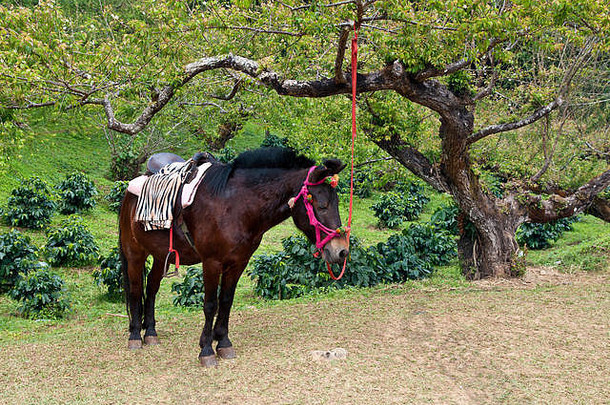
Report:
309,159,346,183
322,159,346,175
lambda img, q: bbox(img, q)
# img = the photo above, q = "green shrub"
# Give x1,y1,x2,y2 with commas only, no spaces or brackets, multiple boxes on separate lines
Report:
3,176,56,229
106,180,128,212
216,146,236,163
260,132,289,148
10,266,71,319
171,266,205,307
249,235,388,300
395,181,430,220
56,171,98,214
0,229,44,293
403,223,457,266
110,149,140,180
93,247,123,298
376,233,432,281
431,203,460,235
516,216,579,250
371,192,406,228
336,170,373,199
44,216,99,267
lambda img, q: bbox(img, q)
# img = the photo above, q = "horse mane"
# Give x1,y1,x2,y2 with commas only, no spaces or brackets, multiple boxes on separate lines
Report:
204,147,315,195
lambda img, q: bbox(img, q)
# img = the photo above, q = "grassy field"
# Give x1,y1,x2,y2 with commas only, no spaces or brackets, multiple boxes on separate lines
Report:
0,114,609,404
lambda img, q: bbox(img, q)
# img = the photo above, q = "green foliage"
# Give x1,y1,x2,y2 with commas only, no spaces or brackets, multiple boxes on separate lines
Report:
396,181,430,220
43,216,99,267
371,192,406,229
371,182,430,228
92,247,123,298
171,266,205,308
516,217,579,250
9,266,71,319
110,149,140,181
3,176,56,229
56,171,97,214
447,70,474,96
216,146,237,163
0,229,44,293
260,131,289,148
106,180,128,212
402,223,458,266
249,226,457,300
431,203,460,235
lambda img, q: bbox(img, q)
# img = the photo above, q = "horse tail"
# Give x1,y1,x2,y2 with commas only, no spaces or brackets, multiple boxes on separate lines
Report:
118,196,131,321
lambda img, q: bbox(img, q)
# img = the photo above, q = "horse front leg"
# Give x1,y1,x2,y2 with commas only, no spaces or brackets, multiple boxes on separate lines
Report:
199,262,221,367
213,269,243,360
142,258,164,346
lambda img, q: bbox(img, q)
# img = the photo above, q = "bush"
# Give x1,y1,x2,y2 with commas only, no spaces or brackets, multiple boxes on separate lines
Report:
402,223,457,266
516,216,579,250
371,192,406,228
336,170,373,199
395,181,430,221
0,229,44,293
44,216,99,267
430,203,460,235
260,131,289,148
171,266,205,307
10,266,71,319
376,233,432,281
93,247,123,298
106,181,128,212
216,146,236,163
56,171,98,214
3,176,56,229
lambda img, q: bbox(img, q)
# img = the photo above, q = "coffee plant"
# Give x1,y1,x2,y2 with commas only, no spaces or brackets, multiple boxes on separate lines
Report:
0,229,45,293
10,266,71,319
260,132,290,148
106,180,129,212
395,181,430,221
56,171,98,214
93,247,124,298
3,176,56,229
371,192,407,229
516,216,579,250
43,216,99,267
171,266,205,308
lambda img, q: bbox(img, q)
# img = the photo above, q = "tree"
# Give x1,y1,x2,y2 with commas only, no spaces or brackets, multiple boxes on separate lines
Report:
1,0,608,278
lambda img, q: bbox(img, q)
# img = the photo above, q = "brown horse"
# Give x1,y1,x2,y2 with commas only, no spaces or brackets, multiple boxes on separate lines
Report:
119,147,348,366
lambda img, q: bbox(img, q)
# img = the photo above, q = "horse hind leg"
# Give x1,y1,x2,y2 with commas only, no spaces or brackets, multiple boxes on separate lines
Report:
142,258,165,346
124,253,148,350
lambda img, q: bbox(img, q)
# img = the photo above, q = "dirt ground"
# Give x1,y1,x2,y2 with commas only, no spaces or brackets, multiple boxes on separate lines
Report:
1,267,608,404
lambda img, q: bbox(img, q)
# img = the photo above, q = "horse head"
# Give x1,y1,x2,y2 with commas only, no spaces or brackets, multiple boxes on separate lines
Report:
290,159,349,264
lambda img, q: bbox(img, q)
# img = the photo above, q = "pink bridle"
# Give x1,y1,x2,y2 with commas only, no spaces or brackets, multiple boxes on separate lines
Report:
291,166,344,250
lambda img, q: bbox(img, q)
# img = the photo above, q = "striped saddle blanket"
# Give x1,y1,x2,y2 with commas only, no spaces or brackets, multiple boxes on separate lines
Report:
131,160,211,231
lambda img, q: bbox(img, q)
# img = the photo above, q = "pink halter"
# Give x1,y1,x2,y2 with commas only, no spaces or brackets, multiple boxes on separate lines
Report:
291,166,343,250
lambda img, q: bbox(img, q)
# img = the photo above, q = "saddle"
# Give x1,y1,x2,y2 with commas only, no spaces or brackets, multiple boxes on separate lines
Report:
146,151,217,174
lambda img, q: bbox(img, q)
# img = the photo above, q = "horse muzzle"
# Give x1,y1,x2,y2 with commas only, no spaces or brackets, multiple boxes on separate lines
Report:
322,237,349,264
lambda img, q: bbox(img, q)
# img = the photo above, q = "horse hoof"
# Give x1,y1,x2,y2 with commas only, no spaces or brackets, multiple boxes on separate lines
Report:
144,335,160,346
128,339,143,350
199,355,218,367
217,346,236,359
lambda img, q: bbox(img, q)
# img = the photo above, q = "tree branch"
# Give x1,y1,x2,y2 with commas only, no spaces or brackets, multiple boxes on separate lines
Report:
467,97,564,144
523,169,610,223
333,26,351,84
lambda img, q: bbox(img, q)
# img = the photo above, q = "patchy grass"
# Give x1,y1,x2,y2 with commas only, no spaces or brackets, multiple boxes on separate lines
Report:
0,268,608,404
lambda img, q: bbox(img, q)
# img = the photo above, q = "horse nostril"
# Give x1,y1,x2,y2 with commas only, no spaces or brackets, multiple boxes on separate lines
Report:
338,249,348,259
